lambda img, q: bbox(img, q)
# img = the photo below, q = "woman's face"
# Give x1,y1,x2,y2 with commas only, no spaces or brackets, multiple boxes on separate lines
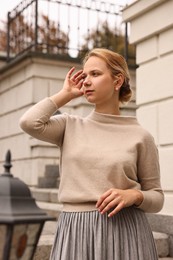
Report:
82,56,117,106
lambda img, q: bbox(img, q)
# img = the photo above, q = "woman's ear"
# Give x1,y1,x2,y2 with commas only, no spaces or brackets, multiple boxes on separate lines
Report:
114,74,124,91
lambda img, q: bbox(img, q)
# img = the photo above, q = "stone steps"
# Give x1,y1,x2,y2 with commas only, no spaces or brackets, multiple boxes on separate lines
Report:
30,187,173,259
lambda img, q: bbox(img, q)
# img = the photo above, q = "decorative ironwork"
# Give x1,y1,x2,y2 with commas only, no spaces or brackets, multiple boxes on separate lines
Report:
7,0,134,64
2,150,12,176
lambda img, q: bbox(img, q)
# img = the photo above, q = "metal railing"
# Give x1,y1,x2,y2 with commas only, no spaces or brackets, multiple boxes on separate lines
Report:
7,0,134,64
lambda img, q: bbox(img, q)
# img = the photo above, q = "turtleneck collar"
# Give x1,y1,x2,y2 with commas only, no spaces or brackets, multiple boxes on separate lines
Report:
87,110,138,125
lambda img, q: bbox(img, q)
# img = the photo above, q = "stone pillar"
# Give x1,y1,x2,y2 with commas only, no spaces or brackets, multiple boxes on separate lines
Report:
123,0,173,215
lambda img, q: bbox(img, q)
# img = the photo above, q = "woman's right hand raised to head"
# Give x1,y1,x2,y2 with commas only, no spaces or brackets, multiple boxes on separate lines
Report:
62,67,84,98
50,67,84,108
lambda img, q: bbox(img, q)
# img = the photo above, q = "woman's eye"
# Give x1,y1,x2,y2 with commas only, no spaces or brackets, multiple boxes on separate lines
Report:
92,72,99,76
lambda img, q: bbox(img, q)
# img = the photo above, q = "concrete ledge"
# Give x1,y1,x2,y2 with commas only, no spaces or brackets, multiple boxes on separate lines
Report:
147,213,173,257
34,235,54,260
154,232,169,257
30,187,59,203
146,213,173,235
50,190,59,203
36,201,62,218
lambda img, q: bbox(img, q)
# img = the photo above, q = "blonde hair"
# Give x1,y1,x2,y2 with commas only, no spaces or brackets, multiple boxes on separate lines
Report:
83,48,132,103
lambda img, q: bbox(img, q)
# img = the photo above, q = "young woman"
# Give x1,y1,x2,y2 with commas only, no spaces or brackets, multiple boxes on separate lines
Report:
20,48,164,260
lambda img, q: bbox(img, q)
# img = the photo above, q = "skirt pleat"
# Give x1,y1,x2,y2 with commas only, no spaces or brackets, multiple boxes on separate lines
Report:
50,207,158,260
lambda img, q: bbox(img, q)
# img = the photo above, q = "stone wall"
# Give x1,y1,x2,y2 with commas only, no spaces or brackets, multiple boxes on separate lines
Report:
0,53,86,185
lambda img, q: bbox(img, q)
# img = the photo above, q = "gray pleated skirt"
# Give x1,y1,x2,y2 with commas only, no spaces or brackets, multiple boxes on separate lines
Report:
50,207,158,260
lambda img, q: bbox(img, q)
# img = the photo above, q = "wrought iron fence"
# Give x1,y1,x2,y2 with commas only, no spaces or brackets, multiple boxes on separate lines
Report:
7,0,134,64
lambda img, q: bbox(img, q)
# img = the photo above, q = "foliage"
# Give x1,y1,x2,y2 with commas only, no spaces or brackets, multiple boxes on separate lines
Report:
78,21,136,67
37,15,69,55
0,27,6,52
0,14,69,56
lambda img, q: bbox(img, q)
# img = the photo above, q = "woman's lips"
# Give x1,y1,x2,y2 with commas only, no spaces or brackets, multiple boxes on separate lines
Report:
85,90,94,95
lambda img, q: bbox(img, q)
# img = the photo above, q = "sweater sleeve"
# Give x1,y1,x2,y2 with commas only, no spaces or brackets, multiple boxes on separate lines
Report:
19,97,67,146
136,132,164,213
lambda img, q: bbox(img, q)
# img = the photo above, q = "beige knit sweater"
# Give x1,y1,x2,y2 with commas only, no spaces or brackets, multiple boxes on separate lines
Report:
20,98,164,213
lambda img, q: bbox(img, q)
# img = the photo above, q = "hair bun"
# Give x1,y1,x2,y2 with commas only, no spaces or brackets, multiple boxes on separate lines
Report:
119,82,132,103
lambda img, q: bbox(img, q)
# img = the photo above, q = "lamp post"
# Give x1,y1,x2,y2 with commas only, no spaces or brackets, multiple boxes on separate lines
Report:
0,150,55,260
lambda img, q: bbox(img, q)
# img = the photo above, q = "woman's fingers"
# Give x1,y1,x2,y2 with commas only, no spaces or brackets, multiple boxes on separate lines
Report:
108,202,125,217
67,67,75,79
67,67,83,82
97,193,118,212
96,189,133,217
71,70,83,81
63,67,84,97
99,194,123,215
96,189,143,217
96,189,112,208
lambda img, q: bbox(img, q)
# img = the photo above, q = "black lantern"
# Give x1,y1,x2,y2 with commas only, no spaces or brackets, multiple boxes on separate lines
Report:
0,150,55,260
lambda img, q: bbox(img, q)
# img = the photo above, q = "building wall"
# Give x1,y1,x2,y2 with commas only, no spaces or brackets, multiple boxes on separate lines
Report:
123,0,173,215
0,54,87,185
0,53,136,186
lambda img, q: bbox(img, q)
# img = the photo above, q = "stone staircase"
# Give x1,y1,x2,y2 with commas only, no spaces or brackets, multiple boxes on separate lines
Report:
30,187,173,260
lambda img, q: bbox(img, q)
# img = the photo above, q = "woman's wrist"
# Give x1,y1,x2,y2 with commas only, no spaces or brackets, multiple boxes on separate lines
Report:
50,89,73,108
134,190,144,206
